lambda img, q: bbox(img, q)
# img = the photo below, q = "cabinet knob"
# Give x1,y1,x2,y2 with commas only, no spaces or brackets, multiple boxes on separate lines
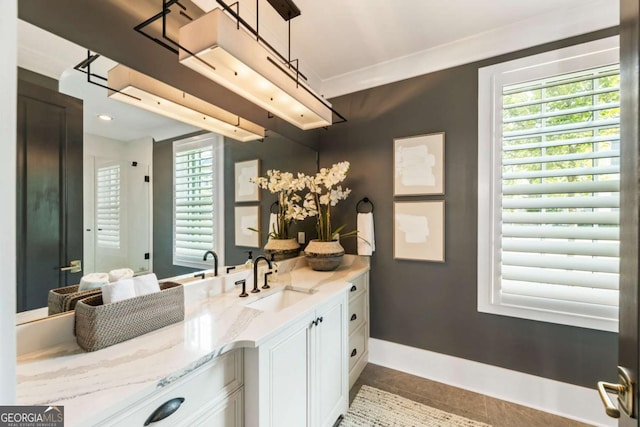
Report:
144,397,185,426
351,349,357,358
350,285,357,292
311,319,317,327
318,316,323,323
350,314,357,321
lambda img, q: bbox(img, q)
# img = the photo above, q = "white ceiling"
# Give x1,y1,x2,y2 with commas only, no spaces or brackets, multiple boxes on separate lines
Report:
193,0,618,97
18,0,619,139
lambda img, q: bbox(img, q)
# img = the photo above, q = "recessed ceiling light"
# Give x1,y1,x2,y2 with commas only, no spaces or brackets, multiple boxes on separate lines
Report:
97,114,114,121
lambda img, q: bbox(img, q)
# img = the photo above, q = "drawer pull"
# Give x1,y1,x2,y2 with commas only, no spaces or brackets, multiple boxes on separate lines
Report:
350,285,357,292
144,397,185,426
350,314,357,321
351,349,357,358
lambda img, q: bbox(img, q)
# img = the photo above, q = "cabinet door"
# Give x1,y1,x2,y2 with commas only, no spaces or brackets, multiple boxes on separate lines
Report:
265,318,313,427
314,294,348,427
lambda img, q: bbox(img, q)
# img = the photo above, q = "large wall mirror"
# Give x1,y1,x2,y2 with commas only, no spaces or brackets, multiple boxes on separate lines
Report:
16,19,318,323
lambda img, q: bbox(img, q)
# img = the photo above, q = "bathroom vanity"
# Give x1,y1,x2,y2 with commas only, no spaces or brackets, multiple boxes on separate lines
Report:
16,255,369,427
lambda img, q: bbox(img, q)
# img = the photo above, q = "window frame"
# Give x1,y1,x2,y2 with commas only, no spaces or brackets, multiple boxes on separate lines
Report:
172,132,225,269
477,36,620,332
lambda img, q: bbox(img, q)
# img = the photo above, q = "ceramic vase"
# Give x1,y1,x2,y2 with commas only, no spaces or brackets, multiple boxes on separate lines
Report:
264,238,301,261
304,239,345,271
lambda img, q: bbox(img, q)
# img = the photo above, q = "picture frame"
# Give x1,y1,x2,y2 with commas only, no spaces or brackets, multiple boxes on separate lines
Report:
393,200,445,262
235,159,260,202
234,205,260,248
394,132,445,196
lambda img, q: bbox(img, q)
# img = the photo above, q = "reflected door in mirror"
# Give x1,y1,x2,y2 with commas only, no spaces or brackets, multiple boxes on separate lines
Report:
16,80,83,312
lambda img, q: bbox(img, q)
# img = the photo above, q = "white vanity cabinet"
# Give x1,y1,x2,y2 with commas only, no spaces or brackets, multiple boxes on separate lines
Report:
94,349,244,427
245,291,348,427
347,272,369,388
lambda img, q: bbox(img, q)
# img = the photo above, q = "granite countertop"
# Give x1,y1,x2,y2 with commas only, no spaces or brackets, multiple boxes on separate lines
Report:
16,256,369,426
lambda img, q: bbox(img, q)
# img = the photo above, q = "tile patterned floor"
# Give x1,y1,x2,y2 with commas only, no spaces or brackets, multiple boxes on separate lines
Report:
350,364,593,427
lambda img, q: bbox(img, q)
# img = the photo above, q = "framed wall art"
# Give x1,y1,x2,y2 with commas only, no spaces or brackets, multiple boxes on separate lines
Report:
235,159,260,202
394,200,444,262
394,132,445,196
234,205,260,248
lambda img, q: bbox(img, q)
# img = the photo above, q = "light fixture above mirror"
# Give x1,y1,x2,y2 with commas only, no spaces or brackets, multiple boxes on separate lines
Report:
107,64,265,142
178,7,333,130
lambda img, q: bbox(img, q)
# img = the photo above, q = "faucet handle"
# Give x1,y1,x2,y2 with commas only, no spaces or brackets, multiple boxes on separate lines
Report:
262,271,273,289
236,279,248,297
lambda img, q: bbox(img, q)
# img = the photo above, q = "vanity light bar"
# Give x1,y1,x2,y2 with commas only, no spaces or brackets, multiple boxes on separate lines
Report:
107,64,265,142
178,8,333,131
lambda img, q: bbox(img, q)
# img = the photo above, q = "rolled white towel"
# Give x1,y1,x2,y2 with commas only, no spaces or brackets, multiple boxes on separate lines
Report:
108,268,134,283
357,212,375,256
133,273,161,296
78,273,110,291
102,278,136,304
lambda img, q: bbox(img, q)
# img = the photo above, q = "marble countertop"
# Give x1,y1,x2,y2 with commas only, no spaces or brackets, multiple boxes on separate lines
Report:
16,256,369,426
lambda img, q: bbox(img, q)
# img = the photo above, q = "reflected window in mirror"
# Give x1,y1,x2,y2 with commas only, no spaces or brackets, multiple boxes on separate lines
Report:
96,163,122,250
173,133,225,269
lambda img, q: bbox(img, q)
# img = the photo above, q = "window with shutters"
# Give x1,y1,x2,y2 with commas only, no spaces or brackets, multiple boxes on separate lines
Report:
96,164,121,249
477,37,620,332
173,133,225,269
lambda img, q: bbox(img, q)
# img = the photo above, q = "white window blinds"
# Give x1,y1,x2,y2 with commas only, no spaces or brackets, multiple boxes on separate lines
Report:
173,137,221,268
499,65,620,322
96,164,121,249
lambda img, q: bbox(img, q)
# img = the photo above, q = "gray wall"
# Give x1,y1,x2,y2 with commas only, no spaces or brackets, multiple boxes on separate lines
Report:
153,131,318,279
320,28,619,388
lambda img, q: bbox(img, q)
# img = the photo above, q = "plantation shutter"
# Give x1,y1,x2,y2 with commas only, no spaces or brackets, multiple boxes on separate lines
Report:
499,64,620,321
96,164,121,249
174,142,216,265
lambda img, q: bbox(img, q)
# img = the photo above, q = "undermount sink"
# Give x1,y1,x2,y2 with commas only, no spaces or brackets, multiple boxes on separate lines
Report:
245,287,315,313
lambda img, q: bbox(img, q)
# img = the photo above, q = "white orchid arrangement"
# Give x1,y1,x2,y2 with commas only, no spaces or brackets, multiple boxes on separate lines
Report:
302,161,355,242
251,169,309,239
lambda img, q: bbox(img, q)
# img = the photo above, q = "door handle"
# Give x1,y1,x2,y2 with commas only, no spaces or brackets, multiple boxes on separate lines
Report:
597,366,635,419
59,260,82,273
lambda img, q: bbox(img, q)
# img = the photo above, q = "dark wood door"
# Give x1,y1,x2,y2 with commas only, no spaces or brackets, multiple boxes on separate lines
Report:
16,80,83,312
618,0,640,425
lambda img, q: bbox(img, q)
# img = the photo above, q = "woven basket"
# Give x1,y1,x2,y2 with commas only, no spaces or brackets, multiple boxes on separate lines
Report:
48,285,102,316
75,282,185,352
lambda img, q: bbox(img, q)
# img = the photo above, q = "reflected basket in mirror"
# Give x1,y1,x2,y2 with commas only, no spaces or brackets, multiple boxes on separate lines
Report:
48,284,102,316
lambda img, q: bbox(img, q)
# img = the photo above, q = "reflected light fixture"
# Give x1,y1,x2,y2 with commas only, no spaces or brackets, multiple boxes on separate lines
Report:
107,64,265,142
97,114,114,121
178,8,333,130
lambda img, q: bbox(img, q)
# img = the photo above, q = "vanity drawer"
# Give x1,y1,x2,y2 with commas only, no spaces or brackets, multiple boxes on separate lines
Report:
348,323,367,372
99,349,243,427
348,293,366,335
348,274,367,301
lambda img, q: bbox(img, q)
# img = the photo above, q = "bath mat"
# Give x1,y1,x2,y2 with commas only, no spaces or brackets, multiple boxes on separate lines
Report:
342,385,491,427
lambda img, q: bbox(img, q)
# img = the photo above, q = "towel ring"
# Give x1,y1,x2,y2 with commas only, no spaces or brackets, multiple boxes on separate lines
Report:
270,201,279,214
356,197,374,213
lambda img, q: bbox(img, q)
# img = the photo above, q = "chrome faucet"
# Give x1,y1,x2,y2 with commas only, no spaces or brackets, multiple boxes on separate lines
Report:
203,250,219,276
252,255,272,293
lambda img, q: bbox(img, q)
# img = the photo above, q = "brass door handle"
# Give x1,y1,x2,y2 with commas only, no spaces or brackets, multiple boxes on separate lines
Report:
597,366,635,419
597,381,624,418
59,260,82,273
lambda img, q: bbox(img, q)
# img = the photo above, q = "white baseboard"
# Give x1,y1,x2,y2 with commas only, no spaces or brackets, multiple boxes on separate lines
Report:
368,338,615,427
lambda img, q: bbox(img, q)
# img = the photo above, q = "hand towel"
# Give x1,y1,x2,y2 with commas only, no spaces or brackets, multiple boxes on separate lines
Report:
357,212,375,256
78,272,110,291
108,268,134,283
101,278,137,304
267,213,278,239
133,273,161,296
